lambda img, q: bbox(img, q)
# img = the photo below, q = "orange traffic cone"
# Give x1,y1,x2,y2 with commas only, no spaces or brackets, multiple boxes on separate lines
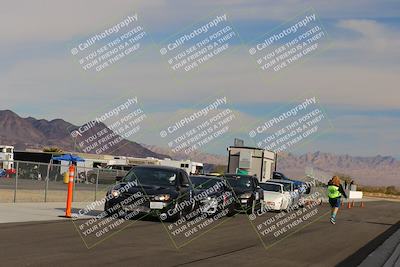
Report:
360,201,365,208
347,201,352,209
352,201,355,207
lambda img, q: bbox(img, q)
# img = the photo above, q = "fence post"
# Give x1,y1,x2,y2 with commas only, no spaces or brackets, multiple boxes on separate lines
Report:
72,166,76,203
14,161,18,203
95,168,99,201
45,162,50,202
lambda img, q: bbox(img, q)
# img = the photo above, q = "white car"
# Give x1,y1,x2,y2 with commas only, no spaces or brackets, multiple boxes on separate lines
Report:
260,182,292,211
269,179,301,207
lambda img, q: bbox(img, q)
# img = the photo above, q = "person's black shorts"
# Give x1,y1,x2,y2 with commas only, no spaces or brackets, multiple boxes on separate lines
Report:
329,197,341,208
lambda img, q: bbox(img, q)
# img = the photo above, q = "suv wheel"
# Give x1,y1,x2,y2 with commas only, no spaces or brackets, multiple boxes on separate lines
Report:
89,174,97,184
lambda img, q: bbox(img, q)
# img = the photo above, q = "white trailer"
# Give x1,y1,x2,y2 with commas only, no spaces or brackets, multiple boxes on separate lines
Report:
159,158,204,174
227,146,277,182
0,145,14,170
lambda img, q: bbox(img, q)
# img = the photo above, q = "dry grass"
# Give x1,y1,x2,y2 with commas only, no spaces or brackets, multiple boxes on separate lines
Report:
363,192,400,200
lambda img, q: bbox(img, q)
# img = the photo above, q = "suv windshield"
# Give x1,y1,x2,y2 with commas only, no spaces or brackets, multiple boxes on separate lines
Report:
273,182,292,191
105,165,118,170
122,168,177,187
224,175,253,189
260,183,282,192
190,176,224,190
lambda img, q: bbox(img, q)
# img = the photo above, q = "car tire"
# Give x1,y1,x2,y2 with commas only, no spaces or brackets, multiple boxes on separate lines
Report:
247,198,255,215
166,202,185,222
104,202,122,217
168,209,183,222
89,175,97,184
226,203,236,217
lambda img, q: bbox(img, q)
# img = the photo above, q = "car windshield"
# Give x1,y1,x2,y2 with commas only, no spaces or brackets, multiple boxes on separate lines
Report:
122,168,177,187
273,182,292,191
190,176,224,189
260,183,282,192
105,165,117,169
224,175,252,189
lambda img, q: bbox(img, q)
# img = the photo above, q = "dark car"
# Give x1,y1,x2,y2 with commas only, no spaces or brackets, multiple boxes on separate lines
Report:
222,174,263,214
104,165,197,221
272,171,311,194
190,175,235,217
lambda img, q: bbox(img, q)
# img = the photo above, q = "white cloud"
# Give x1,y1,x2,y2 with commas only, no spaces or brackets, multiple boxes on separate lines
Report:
333,19,400,58
1,0,399,47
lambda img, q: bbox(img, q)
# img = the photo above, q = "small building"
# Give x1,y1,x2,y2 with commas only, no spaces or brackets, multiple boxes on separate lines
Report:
227,146,277,182
0,145,14,169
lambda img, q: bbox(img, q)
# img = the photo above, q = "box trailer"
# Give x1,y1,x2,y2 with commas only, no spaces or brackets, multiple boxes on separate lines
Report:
227,146,277,182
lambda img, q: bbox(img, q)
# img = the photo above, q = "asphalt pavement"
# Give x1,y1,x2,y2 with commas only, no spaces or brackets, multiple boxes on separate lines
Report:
0,200,399,267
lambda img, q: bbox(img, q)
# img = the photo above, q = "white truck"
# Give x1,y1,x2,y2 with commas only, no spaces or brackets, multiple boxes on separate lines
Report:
159,158,204,175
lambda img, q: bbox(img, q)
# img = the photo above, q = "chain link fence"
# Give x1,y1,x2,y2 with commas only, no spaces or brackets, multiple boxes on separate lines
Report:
0,160,128,203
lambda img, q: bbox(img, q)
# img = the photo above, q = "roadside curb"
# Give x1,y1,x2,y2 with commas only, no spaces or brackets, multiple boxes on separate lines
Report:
359,227,400,267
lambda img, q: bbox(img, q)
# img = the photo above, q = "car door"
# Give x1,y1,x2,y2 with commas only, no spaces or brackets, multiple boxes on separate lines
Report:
108,165,122,183
178,170,194,213
291,183,300,206
280,185,291,210
281,183,292,209
252,177,262,202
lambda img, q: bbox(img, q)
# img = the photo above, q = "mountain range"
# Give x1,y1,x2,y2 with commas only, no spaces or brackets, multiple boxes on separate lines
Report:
142,144,400,186
0,110,398,186
0,110,164,158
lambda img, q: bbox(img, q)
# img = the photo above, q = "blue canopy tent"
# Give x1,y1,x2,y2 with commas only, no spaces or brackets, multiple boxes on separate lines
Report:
52,154,85,163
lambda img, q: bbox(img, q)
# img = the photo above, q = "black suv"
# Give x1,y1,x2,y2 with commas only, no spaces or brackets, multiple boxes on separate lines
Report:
104,165,197,221
222,174,263,214
190,175,236,217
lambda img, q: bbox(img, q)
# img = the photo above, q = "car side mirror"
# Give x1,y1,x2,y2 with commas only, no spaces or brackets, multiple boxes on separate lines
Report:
115,176,123,182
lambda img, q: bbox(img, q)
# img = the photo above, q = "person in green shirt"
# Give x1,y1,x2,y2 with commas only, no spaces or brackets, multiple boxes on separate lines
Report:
327,176,347,224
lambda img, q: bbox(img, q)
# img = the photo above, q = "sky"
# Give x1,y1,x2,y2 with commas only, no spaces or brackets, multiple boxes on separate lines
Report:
0,0,399,158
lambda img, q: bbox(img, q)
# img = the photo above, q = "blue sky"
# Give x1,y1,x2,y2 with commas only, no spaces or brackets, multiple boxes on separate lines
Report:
0,0,399,158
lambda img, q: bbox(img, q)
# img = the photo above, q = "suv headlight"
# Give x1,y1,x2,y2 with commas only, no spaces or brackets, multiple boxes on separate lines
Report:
154,194,171,201
240,192,252,199
111,189,120,198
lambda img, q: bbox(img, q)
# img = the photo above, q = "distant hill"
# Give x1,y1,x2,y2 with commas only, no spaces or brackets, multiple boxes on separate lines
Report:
1,110,398,186
144,145,399,186
0,110,166,158
277,152,400,186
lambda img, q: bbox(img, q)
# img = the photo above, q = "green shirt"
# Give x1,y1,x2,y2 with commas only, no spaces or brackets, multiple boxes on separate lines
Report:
328,185,341,199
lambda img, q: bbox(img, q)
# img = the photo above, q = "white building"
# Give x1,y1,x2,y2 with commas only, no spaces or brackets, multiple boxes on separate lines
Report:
0,145,14,170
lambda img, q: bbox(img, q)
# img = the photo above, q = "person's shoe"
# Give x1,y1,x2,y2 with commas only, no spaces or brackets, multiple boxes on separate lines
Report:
330,218,336,224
